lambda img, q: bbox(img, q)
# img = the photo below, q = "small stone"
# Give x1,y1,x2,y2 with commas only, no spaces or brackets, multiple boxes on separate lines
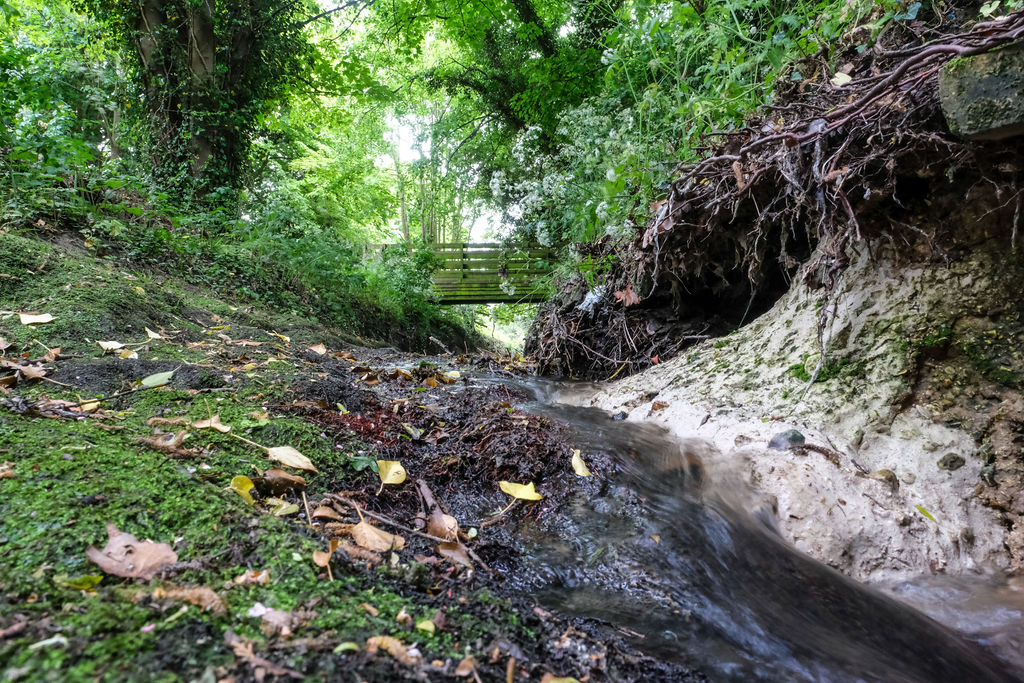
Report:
900,472,917,485
937,453,966,471
869,469,899,491
611,411,628,421
981,464,997,486
768,429,805,451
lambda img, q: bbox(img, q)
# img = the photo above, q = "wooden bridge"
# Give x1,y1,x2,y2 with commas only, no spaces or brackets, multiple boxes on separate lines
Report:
365,242,554,304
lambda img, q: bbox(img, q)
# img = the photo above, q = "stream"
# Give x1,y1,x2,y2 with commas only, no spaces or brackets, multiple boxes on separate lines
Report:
488,377,1024,682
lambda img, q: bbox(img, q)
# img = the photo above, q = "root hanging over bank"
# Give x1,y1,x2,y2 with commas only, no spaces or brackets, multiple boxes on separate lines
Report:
528,10,1024,379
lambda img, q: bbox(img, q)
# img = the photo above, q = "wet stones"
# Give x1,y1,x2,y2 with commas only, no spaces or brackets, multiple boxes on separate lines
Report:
768,429,805,451
937,453,966,471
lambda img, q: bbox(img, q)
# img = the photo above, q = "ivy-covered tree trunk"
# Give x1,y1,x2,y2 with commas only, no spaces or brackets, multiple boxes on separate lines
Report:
85,0,318,202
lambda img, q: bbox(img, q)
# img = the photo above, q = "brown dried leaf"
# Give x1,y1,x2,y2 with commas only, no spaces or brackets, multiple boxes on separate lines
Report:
132,430,198,457
41,347,60,363
226,630,305,679
311,506,342,522
85,523,178,580
233,569,270,585
427,509,458,541
194,414,230,433
455,655,479,677
253,469,306,497
437,541,473,568
613,284,641,307
146,417,190,427
366,635,420,667
0,461,14,479
151,586,227,617
312,538,340,568
336,541,382,564
350,521,405,552
307,343,327,355
359,602,379,617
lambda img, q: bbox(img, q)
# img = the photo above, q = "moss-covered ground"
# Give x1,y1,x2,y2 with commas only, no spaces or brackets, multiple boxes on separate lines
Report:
0,232,695,682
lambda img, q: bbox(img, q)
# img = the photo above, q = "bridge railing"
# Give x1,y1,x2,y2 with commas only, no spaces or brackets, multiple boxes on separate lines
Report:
362,242,553,304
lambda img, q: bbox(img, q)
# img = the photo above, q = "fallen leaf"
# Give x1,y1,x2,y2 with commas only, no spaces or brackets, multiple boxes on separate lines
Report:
652,401,669,411
194,414,231,433
145,327,164,340
442,370,460,380
351,521,405,552
226,630,304,679
427,509,459,541
53,574,102,591
359,602,379,617
0,337,10,350
133,430,195,457
366,636,420,667
254,469,306,496
97,341,124,353
499,481,542,501
266,497,299,516
539,676,582,683
307,343,327,355
146,417,190,427
311,506,342,521
437,541,473,568
41,346,60,362
830,72,853,87
571,450,593,477
455,655,479,677
140,370,175,388
415,619,435,634
119,349,139,360
229,475,256,505
267,446,317,472
151,586,227,617
395,606,412,624
0,461,13,479
233,569,270,585
269,332,291,343
85,523,178,580
401,423,423,439
377,460,406,486
613,284,641,307
19,312,53,325
313,538,340,568
423,376,438,388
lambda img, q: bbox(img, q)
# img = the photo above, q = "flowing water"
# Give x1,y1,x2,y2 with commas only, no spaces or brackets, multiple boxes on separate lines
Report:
487,377,1023,682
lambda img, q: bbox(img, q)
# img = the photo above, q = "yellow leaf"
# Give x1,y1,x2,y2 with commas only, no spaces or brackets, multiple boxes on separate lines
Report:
442,370,460,379
228,475,255,505
499,480,542,501
350,521,405,552
415,619,435,634
145,327,164,340
97,341,124,353
423,376,438,388
266,497,299,516
266,446,317,472
571,449,593,477
269,331,290,343
19,312,53,325
377,460,406,486
366,635,420,667
119,349,138,360
194,414,231,433
133,286,146,296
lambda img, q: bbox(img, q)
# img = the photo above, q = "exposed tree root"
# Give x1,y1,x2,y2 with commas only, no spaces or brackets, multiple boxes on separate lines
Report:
528,10,1024,379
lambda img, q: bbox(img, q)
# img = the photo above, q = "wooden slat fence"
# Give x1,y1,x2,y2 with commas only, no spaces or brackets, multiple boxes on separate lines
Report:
363,242,553,304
